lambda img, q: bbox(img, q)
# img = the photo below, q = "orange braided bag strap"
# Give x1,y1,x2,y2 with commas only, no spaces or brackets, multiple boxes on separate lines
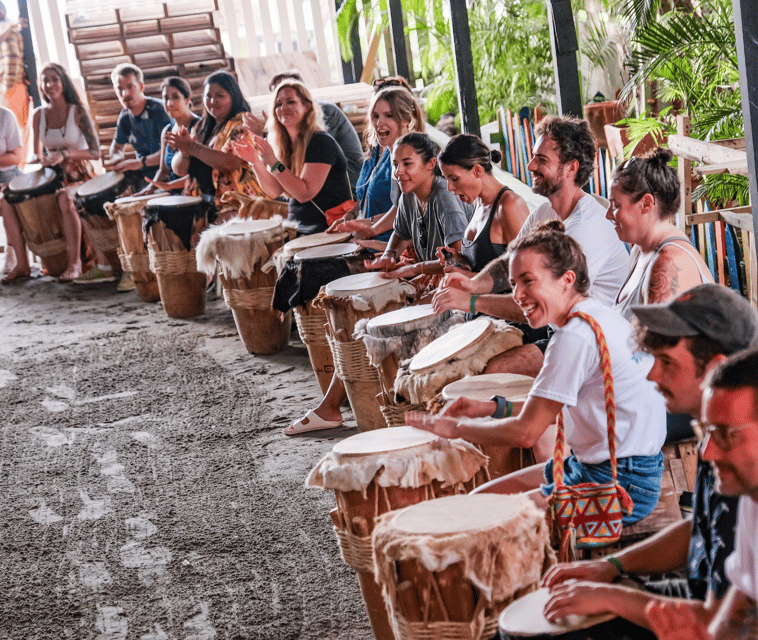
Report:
551,311,633,511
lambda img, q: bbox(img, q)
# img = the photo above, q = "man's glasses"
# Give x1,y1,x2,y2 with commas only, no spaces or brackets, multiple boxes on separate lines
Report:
691,419,758,452
626,156,655,199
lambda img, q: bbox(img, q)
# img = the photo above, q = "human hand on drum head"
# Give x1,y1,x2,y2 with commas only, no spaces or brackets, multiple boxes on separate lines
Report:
541,559,619,589
364,252,397,271
432,284,474,314
380,263,419,280
326,204,359,233
441,396,497,419
242,111,267,137
543,580,617,622
644,600,713,640
335,218,376,237
145,178,176,193
41,150,66,167
405,411,461,440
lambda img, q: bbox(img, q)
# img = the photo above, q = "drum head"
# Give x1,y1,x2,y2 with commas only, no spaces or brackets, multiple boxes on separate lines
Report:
294,242,359,261
325,271,395,298
283,231,351,256
76,171,125,197
441,373,534,403
8,167,56,193
498,588,616,637
409,317,493,374
333,426,439,457
389,494,527,536
366,304,439,335
147,195,203,208
223,218,281,235
114,192,168,205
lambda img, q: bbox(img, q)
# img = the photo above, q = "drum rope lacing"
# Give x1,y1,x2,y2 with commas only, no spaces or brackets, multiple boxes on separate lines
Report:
222,286,275,310
326,334,382,383
84,226,120,253
148,247,199,275
380,402,427,428
118,251,151,274
293,308,330,347
25,238,67,258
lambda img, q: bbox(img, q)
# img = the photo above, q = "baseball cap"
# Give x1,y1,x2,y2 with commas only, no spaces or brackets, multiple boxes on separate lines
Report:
631,283,758,355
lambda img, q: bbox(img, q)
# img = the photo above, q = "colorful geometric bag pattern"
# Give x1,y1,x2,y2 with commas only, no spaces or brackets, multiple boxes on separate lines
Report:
547,311,634,562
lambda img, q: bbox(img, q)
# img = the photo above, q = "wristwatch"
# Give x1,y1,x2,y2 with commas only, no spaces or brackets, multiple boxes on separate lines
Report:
489,395,513,419
269,160,285,173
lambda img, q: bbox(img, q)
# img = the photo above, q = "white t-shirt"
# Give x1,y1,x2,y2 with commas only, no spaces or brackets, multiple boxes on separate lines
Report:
517,194,630,307
0,105,21,156
529,298,666,463
726,496,758,600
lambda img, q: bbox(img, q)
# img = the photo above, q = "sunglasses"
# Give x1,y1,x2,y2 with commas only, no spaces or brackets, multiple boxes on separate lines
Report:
690,419,758,452
417,213,428,249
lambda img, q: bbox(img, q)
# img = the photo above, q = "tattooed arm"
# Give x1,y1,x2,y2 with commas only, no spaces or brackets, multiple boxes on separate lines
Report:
73,106,101,160
646,241,714,304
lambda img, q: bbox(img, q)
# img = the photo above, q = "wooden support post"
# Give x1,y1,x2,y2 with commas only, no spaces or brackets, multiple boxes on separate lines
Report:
733,0,758,305
449,0,480,138
17,0,40,107
387,0,410,80
676,116,692,237
545,0,583,118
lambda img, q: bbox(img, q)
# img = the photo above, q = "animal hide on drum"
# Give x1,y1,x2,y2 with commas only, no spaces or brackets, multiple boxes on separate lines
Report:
394,320,524,405
143,199,215,251
306,437,487,495
219,191,289,220
272,250,372,313
353,311,466,368
195,216,289,278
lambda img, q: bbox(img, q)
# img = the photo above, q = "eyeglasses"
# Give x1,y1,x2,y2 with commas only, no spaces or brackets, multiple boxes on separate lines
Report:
626,156,655,201
690,419,758,452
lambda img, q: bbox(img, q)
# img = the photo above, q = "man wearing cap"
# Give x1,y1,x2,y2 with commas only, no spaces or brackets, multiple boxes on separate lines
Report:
541,284,758,634
646,348,758,639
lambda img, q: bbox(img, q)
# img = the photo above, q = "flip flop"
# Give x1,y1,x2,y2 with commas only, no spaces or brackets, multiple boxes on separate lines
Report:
284,410,341,436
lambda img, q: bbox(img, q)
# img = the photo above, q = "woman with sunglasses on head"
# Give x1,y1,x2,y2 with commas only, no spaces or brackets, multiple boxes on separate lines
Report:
138,76,200,195
168,71,262,219
329,86,425,244
436,133,529,274
609,148,713,319
232,80,351,236
365,132,471,282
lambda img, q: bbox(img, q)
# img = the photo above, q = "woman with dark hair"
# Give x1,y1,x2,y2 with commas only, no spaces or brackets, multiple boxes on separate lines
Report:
138,76,199,195
169,71,262,217
366,132,471,279
609,147,713,319
232,80,351,236
437,133,529,273
407,221,666,525
6,62,100,282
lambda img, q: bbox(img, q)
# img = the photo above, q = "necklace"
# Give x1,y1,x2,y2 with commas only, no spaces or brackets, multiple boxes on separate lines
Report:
415,194,428,216
44,104,69,141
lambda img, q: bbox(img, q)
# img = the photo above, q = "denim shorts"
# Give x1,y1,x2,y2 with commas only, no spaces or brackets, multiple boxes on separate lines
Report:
541,452,664,525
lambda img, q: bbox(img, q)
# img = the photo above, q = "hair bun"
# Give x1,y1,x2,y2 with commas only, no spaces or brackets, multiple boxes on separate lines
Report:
538,220,566,234
490,149,502,164
649,146,673,167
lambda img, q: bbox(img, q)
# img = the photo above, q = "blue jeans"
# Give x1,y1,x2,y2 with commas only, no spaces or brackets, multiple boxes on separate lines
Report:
541,452,664,525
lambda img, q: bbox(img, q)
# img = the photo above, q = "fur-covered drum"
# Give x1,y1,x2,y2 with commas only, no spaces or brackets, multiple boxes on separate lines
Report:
318,272,415,431
5,168,67,276
308,426,489,640
144,195,209,319
394,318,524,405
104,192,167,302
373,493,554,640
498,588,616,639
440,374,536,479
75,171,134,272
196,217,292,354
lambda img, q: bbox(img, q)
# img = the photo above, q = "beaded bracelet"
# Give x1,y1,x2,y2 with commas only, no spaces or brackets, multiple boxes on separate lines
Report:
470,294,478,315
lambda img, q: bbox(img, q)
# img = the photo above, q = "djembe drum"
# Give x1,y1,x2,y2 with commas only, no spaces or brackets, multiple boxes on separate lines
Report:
144,195,209,319
307,426,489,640
373,493,554,640
196,217,292,354
318,272,415,431
440,373,536,479
394,317,523,406
75,171,135,272
104,192,166,302
5,168,67,276
353,304,465,426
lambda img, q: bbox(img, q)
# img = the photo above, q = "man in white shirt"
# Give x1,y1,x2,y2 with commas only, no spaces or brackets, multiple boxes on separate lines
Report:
645,348,758,639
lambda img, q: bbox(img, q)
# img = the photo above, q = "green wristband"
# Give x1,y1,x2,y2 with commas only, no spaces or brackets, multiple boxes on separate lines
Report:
470,294,478,315
606,556,623,575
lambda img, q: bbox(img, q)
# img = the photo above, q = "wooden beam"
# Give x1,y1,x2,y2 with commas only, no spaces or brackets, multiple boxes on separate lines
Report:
387,0,409,80
546,0,583,118
712,137,746,150
687,206,752,231
694,161,749,176
668,133,747,165
449,0,480,137
676,116,692,235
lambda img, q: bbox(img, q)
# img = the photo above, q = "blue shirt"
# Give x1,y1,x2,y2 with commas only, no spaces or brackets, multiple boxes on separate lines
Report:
356,146,398,243
115,97,171,178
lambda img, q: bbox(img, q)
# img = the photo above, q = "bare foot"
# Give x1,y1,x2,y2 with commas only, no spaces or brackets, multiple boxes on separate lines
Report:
1,266,31,284
59,264,83,283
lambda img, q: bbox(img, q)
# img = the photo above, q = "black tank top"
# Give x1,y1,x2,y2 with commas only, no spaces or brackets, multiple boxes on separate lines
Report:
462,186,510,272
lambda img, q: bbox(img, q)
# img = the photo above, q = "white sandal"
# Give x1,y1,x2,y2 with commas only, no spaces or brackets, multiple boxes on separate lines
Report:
284,410,342,436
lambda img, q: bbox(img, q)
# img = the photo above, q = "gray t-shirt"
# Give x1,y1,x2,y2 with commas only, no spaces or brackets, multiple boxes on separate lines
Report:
393,175,473,261
320,101,363,195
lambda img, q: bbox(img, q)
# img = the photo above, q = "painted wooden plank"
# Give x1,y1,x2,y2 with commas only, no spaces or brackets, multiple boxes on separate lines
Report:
742,230,752,300
694,161,749,176
725,224,742,292
677,440,699,493
706,222,718,281
668,134,747,165
749,231,758,306
498,106,513,175
292,0,309,54
506,109,518,182
257,0,277,55
676,116,692,235
309,0,332,79
325,0,344,83
240,0,261,58
519,119,531,187
276,0,294,53
219,0,241,58
715,221,727,285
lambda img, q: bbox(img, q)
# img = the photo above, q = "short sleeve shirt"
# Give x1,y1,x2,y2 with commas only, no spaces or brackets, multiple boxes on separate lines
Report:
356,145,398,242
115,97,171,178
393,175,472,261
320,101,363,194
725,496,758,601
0,106,21,156
288,131,352,236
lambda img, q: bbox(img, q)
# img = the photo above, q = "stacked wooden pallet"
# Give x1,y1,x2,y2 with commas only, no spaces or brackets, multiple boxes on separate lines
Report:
65,0,234,157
